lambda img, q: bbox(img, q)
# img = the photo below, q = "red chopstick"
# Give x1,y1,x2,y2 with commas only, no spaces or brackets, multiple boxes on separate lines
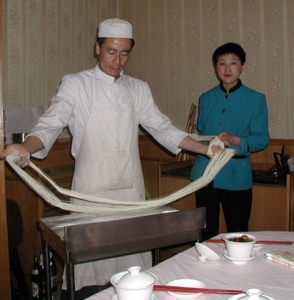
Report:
206,239,293,245
153,285,243,295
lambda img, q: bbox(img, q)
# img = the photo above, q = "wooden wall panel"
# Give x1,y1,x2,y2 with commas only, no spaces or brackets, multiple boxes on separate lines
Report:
0,0,11,297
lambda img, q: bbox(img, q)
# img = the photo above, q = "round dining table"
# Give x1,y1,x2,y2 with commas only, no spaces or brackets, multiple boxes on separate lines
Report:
86,231,294,300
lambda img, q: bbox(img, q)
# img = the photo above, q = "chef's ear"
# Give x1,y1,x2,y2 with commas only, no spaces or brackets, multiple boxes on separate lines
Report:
95,42,101,56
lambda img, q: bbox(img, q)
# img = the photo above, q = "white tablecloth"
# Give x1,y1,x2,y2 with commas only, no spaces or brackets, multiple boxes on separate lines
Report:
86,231,294,300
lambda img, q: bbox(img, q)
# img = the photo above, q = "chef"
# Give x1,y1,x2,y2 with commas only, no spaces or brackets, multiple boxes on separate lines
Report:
1,18,222,298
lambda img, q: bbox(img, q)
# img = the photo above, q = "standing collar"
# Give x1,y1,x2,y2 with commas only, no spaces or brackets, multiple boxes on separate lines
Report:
95,64,124,84
220,79,242,94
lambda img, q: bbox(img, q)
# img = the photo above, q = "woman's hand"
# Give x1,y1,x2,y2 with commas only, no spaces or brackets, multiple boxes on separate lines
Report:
218,132,240,146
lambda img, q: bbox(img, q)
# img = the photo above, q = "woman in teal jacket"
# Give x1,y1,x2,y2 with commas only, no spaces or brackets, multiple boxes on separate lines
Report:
190,43,270,241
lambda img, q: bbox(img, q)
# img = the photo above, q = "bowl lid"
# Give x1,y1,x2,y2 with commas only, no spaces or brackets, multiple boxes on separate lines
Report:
195,243,220,261
116,266,157,288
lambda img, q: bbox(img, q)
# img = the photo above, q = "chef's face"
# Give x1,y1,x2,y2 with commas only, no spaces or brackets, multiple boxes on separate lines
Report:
95,38,133,80
215,54,244,91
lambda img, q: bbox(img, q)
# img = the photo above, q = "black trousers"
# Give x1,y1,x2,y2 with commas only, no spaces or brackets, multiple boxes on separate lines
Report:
196,182,252,241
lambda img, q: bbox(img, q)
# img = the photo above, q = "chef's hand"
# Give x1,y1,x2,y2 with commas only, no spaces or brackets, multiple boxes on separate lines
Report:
218,132,240,146
0,143,30,168
0,135,44,168
207,137,225,157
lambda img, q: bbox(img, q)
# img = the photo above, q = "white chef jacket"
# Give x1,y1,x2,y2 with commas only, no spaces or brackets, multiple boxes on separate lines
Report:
30,65,188,162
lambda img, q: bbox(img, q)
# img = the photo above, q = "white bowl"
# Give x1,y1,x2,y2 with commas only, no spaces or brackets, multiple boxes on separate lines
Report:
222,233,256,259
110,266,157,300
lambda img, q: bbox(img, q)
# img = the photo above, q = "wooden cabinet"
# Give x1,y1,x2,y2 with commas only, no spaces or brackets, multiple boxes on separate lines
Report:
249,139,294,231
159,160,196,211
251,182,291,231
159,160,293,232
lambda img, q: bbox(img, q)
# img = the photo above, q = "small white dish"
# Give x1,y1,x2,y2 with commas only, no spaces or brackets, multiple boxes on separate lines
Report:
166,279,206,299
223,250,257,264
254,243,265,251
111,294,157,300
195,242,220,261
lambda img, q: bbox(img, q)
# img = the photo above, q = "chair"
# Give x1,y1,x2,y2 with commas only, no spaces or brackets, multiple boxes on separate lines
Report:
177,103,197,162
7,199,30,300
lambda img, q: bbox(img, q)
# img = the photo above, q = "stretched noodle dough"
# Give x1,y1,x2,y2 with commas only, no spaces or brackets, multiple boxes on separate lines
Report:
6,143,235,213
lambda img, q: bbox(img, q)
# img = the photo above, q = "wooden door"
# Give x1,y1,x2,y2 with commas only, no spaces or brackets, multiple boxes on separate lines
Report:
0,0,11,298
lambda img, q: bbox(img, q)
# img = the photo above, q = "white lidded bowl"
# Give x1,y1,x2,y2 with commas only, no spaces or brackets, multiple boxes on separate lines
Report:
110,266,157,300
227,288,276,300
222,233,256,259
240,288,272,299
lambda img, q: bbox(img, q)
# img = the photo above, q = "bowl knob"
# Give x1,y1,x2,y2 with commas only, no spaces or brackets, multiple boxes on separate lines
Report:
127,266,141,275
245,288,263,299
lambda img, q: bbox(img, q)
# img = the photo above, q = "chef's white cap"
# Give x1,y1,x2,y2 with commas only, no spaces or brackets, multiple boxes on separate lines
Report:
98,18,133,39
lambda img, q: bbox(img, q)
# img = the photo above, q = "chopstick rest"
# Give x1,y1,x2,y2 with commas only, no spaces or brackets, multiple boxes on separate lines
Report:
153,285,243,294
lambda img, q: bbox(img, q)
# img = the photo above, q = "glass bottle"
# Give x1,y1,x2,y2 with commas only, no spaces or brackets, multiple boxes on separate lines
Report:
31,255,41,299
39,252,46,297
50,251,58,293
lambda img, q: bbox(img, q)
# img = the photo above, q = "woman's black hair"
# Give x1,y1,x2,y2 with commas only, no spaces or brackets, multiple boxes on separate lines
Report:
212,43,246,66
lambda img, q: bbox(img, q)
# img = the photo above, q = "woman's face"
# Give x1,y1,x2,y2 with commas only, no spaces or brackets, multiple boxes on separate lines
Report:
215,54,244,91
95,38,133,80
